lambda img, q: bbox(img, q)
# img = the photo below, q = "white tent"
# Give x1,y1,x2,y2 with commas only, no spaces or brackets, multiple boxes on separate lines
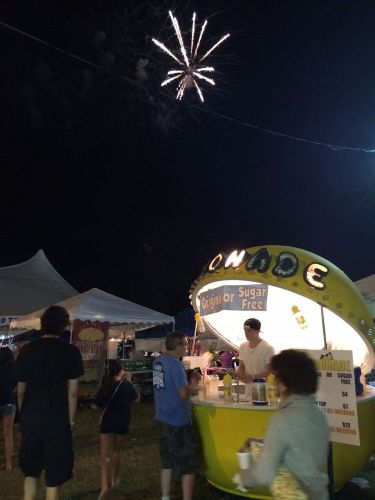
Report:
11,287,174,331
356,274,375,318
0,250,77,317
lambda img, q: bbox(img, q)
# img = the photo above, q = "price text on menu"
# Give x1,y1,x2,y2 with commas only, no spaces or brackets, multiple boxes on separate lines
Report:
308,350,360,446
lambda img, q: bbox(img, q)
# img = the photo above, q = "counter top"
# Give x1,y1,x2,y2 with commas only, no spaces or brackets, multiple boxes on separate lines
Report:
191,393,279,410
191,385,375,409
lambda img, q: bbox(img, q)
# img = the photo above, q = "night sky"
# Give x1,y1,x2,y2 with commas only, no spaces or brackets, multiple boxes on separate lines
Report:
1,0,374,315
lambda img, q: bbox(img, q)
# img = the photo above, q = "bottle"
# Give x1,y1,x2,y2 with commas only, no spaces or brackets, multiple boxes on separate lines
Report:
223,373,232,403
266,374,277,405
206,374,214,398
198,378,207,400
211,374,219,396
252,378,268,405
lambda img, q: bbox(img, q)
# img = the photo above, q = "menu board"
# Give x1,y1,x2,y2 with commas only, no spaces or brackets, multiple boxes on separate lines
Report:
308,350,360,446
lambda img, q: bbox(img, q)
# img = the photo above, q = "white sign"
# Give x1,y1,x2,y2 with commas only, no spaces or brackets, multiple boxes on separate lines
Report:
0,316,18,327
308,350,359,446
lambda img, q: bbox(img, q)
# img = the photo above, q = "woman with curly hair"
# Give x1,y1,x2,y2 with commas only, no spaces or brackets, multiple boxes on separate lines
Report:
240,349,330,499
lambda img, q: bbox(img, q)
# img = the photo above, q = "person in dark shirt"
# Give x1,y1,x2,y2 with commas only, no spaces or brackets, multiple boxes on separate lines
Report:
16,305,84,500
0,347,16,470
94,359,139,499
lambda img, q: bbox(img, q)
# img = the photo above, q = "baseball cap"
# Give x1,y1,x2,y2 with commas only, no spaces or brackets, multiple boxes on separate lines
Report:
243,318,261,331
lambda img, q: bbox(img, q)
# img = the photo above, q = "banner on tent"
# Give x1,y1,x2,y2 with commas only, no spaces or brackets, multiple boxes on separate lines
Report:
199,285,268,316
73,319,110,361
73,319,110,401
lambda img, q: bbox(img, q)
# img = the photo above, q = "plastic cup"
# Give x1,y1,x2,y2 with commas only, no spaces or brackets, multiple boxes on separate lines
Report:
236,451,251,469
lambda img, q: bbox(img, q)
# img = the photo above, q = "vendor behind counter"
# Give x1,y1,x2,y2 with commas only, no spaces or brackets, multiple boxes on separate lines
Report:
237,318,275,382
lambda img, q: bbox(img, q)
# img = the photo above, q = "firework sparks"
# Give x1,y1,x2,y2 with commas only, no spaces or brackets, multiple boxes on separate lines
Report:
152,11,230,102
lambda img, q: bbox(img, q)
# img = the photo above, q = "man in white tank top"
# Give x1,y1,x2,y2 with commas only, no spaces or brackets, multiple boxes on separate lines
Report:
237,318,275,383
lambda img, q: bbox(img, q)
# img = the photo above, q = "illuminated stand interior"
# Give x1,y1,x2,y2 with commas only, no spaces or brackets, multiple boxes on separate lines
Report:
196,279,373,373
191,246,375,375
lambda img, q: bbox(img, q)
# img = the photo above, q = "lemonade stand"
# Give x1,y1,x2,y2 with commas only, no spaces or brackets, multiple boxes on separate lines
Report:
190,245,375,497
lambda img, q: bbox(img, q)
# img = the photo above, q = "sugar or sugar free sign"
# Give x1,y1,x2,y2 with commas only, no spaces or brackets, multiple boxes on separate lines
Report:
308,350,360,446
199,285,268,315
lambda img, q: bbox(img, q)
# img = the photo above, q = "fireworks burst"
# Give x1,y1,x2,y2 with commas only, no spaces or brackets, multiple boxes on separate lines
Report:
152,11,230,102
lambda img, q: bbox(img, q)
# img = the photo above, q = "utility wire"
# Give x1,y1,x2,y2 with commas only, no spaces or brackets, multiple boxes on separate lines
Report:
0,19,138,87
192,104,375,153
1,18,375,154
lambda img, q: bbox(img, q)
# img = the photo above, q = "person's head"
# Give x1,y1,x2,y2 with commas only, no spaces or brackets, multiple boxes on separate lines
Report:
270,349,318,397
40,305,70,336
0,347,14,366
107,359,123,378
165,331,188,356
243,318,261,341
102,359,125,389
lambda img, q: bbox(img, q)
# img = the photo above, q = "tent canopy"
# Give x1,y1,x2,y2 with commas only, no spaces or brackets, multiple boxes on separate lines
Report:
134,324,172,352
133,307,194,351
135,307,195,340
11,288,174,331
133,307,234,352
0,250,77,316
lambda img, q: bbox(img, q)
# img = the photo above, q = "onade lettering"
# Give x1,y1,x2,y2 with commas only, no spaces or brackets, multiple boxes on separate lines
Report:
203,247,329,290
315,359,350,371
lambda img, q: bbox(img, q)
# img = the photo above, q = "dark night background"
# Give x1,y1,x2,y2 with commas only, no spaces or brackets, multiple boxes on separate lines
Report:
0,0,374,315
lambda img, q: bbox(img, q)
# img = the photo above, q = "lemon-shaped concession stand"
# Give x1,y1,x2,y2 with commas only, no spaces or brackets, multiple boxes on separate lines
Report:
190,245,375,498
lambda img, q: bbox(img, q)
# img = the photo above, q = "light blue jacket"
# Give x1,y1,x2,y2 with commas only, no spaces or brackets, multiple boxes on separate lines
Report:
244,394,330,500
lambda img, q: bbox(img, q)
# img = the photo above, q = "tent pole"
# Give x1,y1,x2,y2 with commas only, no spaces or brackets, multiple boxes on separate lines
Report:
321,305,327,350
69,319,74,345
191,321,198,356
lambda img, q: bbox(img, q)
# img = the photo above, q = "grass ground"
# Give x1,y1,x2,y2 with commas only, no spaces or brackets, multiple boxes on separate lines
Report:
0,399,375,499
0,400,218,500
